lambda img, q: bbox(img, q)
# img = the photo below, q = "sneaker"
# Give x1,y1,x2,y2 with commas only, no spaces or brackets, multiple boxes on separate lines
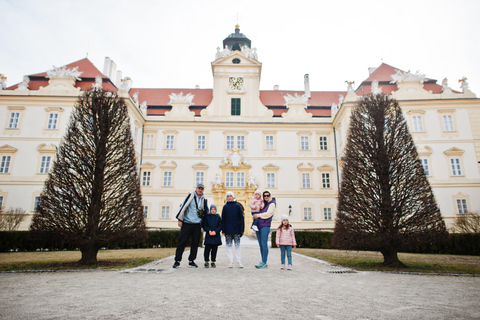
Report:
238,262,244,268
280,264,285,269
252,225,259,232
255,262,265,268
287,265,292,270
211,262,216,268
204,262,209,268
172,261,180,269
188,261,198,268
229,261,234,268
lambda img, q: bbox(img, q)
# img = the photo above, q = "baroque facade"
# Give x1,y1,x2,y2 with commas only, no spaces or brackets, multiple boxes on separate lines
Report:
1,26,479,233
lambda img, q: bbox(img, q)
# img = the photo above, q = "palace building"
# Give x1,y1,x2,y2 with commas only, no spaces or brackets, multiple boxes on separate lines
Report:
1,26,479,233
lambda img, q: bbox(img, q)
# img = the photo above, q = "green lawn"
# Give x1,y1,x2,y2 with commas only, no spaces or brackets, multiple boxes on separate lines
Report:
295,248,480,274
0,248,176,271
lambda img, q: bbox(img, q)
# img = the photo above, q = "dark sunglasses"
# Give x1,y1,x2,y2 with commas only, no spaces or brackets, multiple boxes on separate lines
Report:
263,194,270,197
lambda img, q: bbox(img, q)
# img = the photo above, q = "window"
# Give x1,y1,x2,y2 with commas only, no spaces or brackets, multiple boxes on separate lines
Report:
265,135,274,150
323,207,332,220
196,172,204,186
300,136,309,151
39,156,52,174
143,206,149,219
237,136,245,150
197,135,206,150
161,206,170,219
443,115,455,132
225,172,234,187
303,207,313,220
134,126,138,143
8,112,20,129
0,155,11,173
450,158,462,176
145,134,154,149
322,173,330,188
165,135,175,149
412,115,423,132
142,171,151,187
0,195,3,209
419,159,430,176
236,172,245,187
163,171,172,187
47,113,58,130
302,173,311,189
319,136,328,151
33,196,41,212
456,199,468,214
231,98,241,116
267,173,276,189
226,136,234,150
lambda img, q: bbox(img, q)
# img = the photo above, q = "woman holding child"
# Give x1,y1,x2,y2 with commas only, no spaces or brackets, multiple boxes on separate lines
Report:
252,190,276,269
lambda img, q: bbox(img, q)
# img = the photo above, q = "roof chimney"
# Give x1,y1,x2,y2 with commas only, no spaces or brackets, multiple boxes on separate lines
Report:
273,85,279,90
304,74,311,99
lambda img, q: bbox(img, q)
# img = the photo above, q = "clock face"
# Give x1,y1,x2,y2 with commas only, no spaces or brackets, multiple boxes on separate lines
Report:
229,77,244,90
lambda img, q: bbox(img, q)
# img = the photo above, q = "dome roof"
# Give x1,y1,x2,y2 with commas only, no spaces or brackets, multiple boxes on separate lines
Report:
223,25,251,51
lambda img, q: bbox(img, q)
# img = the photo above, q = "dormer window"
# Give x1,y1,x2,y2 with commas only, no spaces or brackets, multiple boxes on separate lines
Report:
232,58,241,64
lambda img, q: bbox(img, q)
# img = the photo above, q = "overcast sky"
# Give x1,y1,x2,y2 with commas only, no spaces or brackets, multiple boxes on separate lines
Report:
2,0,479,94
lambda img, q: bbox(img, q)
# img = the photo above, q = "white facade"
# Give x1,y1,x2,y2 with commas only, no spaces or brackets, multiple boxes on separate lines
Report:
1,28,479,233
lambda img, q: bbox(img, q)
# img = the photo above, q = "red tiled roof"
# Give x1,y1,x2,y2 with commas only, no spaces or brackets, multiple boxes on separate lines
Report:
6,58,117,92
129,88,213,106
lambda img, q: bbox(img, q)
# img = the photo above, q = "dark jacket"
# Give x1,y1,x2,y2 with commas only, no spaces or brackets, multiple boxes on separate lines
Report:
221,201,245,235
203,213,222,245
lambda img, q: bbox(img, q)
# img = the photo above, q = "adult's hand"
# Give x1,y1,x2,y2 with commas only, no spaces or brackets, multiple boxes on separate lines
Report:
178,221,183,227
252,214,258,219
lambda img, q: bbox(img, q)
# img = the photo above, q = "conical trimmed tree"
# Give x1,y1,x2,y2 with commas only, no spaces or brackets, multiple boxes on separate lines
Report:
332,93,448,267
30,88,147,264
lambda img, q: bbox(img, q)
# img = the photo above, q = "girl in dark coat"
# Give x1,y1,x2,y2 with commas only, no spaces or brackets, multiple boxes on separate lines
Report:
203,204,222,268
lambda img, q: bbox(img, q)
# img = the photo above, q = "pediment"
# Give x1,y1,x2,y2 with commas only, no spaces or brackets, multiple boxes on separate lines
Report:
159,160,177,169
140,162,156,169
0,144,18,153
262,163,279,171
212,51,262,67
37,143,57,153
317,164,334,172
192,162,209,170
297,163,315,171
443,147,464,156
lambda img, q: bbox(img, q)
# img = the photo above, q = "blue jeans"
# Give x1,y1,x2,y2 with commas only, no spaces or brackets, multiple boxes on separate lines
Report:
280,245,292,265
256,226,270,264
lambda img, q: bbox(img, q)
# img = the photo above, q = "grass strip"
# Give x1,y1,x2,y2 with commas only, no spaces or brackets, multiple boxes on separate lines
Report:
294,248,480,275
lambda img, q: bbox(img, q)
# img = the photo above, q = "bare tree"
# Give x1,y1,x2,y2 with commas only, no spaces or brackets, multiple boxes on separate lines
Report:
30,88,147,264
451,212,480,233
332,94,448,267
0,207,26,231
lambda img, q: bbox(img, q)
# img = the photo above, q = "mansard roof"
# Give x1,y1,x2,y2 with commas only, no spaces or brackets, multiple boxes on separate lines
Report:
6,58,117,92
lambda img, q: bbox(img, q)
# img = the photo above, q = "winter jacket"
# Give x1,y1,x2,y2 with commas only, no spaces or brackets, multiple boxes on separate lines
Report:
257,197,276,229
176,191,209,223
249,197,265,213
276,226,297,246
203,213,222,245
221,201,245,235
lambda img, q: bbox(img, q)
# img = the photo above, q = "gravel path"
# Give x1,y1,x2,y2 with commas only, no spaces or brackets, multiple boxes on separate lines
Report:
1,236,479,319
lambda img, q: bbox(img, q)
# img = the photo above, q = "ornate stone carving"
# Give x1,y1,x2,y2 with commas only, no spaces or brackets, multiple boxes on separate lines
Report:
168,92,195,105
390,69,425,84
442,78,453,94
119,77,133,92
139,101,147,114
215,45,231,60
92,76,103,90
345,80,355,93
221,148,250,169
132,91,139,106
459,77,469,92
371,80,382,95
283,93,308,105
46,66,82,80
0,74,7,89
241,45,258,60
17,76,30,90
211,173,223,187
247,175,259,188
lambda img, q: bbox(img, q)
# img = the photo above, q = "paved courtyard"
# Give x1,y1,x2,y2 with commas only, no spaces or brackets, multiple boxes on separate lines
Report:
1,236,479,319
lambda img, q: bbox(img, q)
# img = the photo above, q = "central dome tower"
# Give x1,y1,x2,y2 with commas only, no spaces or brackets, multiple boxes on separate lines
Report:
222,25,251,51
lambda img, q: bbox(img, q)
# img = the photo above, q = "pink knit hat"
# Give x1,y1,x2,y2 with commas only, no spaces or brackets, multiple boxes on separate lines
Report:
254,189,262,196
